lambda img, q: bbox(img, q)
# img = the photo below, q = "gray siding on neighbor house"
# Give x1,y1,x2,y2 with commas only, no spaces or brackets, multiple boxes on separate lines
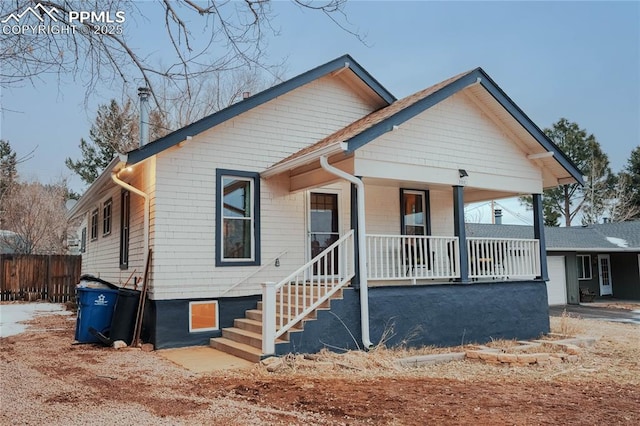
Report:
564,253,580,305
611,253,640,300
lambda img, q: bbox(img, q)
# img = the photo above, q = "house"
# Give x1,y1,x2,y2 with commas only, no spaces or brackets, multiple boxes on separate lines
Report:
68,54,583,361
467,222,640,304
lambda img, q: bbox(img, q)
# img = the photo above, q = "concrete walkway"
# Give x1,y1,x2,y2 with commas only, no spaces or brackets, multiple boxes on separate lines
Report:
549,301,640,325
157,346,254,373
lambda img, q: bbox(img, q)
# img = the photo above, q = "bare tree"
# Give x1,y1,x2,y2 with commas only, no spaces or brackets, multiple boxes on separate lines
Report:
1,0,357,113
607,174,640,222
1,180,71,254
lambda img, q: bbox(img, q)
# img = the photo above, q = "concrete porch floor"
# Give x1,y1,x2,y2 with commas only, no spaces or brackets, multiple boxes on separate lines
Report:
157,346,254,373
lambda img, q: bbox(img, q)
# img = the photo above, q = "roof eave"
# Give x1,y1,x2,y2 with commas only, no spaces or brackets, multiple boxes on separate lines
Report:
67,157,122,219
126,54,395,166
262,143,344,178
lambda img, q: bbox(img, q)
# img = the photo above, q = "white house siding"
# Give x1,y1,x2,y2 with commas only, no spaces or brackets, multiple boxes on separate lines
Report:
354,91,543,196
151,75,377,300
364,183,454,237
81,158,155,287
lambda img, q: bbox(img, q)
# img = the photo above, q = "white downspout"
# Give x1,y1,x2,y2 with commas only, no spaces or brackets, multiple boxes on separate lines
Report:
319,155,372,349
111,170,150,270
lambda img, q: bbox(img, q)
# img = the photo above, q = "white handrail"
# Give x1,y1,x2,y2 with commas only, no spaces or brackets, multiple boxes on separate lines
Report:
262,230,355,355
366,234,460,281
467,237,540,279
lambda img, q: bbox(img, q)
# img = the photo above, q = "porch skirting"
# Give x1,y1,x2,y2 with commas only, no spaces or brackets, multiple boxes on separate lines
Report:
285,281,550,354
144,295,260,349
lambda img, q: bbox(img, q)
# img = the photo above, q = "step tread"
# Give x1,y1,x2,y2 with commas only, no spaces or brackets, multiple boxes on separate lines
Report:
223,326,288,344
210,337,263,362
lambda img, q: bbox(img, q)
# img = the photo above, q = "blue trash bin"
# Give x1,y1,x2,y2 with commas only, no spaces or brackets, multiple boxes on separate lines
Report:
75,287,119,343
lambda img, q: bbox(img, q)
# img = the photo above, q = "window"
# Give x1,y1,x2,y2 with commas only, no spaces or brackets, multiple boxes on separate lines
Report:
90,209,99,241
577,255,592,280
120,190,130,269
400,189,430,236
80,228,86,253
102,198,112,236
215,169,261,266
189,301,219,332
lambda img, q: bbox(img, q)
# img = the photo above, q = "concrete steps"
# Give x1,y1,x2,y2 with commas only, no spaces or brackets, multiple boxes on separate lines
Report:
210,286,345,363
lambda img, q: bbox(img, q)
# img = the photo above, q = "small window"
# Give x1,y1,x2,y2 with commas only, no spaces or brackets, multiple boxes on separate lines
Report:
120,190,130,269
400,189,430,236
577,255,592,280
80,228,87,253
102,198,112,236
90,209,99,241
215,169,261,266
189,301,219,332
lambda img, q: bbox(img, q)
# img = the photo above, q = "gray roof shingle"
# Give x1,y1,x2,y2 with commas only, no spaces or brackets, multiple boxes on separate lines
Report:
466,222,640,251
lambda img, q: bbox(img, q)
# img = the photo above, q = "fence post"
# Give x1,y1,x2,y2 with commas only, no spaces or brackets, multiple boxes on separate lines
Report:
261,281,276,356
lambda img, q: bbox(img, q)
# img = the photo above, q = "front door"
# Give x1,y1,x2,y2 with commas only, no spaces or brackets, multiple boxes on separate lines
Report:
309,192,339,276
598,254,613,296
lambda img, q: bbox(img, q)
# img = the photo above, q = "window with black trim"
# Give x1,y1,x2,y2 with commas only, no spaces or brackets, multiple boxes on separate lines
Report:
120,190,130,269
577,255,591,280
216,169,260,266
102,198,112,236
90,209,98,241
80,228,86,253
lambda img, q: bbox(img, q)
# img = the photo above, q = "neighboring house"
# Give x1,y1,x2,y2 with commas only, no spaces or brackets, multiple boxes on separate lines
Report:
68,55,583,361
0,230,22,254
468,222,640,304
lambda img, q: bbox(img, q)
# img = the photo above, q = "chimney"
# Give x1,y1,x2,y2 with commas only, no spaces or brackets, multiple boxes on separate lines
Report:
138,87,151,147
242,91,251,100
494,208,503,225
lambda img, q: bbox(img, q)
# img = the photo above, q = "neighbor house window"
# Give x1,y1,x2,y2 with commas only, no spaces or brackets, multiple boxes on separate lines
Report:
215,169,261,266
102,198,112,236
189,301,219,332
577,255,591,280
90,209,99,241
400,189,430,236
120,190,130,269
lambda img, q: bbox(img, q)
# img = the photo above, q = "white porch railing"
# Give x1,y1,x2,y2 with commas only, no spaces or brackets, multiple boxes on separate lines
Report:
467,237,540,279
262,230,355,355
366,235,460,281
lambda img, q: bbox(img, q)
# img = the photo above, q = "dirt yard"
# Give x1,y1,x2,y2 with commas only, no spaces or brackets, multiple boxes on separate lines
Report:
1,305,639,425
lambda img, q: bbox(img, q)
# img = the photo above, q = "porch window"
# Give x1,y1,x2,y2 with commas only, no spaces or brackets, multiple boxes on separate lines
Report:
120,190,130,269
577,255,591,280
102,198,112,236
216,169,261,266
400,189,430,236
90,209,98,241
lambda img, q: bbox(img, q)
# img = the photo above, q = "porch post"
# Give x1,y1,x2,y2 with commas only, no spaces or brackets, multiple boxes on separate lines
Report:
350,182,360,289
532,193,549,281
453,185,470,283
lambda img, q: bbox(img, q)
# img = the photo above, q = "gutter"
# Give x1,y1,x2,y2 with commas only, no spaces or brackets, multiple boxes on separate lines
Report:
261,143,343,179
111,168,150,267
319,155,373,349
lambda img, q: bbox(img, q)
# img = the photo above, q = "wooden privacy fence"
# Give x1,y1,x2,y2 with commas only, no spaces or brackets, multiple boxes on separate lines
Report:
0,254,82,302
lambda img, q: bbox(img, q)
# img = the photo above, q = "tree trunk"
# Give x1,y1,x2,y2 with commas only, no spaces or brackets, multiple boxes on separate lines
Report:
564,185,571,226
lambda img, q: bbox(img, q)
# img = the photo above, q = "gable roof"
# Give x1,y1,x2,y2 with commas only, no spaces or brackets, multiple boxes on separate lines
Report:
467,222,640,252
124,54,395,166
264,67,583,186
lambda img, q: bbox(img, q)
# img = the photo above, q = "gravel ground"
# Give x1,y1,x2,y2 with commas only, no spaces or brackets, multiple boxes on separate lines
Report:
1,302,639,425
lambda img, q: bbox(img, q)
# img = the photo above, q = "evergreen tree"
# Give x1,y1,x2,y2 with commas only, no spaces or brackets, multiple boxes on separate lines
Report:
0,140,18,213
521,118,613,226
65,100,137,186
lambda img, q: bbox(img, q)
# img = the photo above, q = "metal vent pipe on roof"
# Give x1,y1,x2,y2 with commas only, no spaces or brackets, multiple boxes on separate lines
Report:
138,87,151,147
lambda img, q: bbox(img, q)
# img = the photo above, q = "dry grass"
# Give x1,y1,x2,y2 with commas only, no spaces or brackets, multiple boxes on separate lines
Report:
256,316,639,386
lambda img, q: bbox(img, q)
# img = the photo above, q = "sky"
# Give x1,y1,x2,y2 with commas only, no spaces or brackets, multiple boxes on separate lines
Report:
1,1,639,225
